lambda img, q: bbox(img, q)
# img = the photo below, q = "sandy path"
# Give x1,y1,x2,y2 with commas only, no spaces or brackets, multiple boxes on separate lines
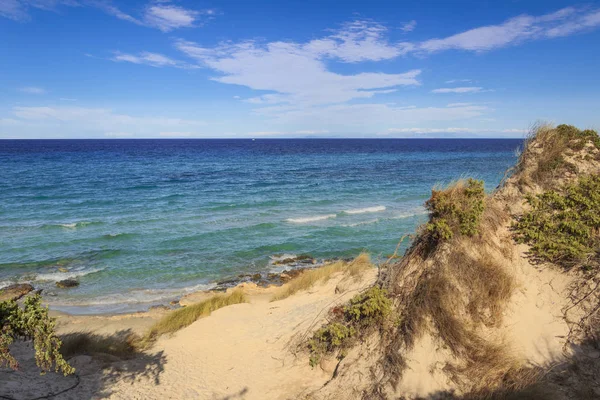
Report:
0,270,376,400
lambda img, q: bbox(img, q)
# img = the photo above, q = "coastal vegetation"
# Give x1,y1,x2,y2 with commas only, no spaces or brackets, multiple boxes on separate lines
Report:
514,174,600,268
425,178,486,242
307,124,600,398
308,286,392,368
0,294,74,375
144,288,247,341
271,253,372,301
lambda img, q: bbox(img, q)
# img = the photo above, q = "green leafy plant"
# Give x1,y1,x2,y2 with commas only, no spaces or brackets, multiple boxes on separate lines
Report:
513,175,600,268
0,294,74,375
307,287,392,367
425,178,486,241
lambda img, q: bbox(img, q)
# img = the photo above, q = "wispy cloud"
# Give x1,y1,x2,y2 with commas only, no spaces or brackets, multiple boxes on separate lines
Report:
8,106,205,137
93,0,215,31
446,79,472,84
400,20,417,32
19,86,46,94
420,7,600,52
173,21,420,107
1,0,216,31
0,0,78,21
431,87,483,94
254,103,491,133
144,3,199,32
111,51,194,68
385,127,527,137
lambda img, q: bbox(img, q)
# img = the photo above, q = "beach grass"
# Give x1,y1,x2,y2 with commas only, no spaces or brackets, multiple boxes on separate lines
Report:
145,289,247,340
270,253,372,302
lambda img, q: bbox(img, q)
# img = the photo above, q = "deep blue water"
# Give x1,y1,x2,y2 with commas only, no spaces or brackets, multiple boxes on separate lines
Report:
0,139,521,314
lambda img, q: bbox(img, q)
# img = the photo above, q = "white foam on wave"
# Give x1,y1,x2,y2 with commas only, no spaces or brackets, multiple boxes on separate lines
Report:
56,221,95,229
391,209,428,220
35,267,105,282
0,281,16,289
341,218,380,227
269,253,297,262
286,214,337,224
344,205,386,215
47,282,216,308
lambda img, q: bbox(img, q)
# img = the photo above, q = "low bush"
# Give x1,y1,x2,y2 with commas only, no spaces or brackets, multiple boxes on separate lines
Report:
0,294,74,375
425,178,485,241
513,174,600,268
307,286,392,367
521,124,600,186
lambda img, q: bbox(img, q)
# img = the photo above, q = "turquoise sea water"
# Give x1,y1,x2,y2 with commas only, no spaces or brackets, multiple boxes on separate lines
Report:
0,139,521,314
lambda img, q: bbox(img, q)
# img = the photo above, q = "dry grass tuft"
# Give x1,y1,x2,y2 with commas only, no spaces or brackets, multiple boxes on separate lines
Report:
378,239,516,392
145,289,246,340
514,123,600,189
271,253,372,302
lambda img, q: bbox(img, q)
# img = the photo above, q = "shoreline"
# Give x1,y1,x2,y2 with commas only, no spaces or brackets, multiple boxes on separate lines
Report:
18,254,359,317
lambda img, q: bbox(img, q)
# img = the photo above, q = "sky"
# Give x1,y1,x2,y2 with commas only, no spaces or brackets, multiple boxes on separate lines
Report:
1,0,600,139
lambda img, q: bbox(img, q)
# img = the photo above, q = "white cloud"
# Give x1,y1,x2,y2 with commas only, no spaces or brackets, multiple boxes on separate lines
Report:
144,4,197,32
111,51,193,68
7,106,205,137
1,1,216,31
446,102,473,107
174,21,420,108
91,1,215,32
254,103,490,133
0,0,77,21
419,7,600,52
400,20,417,32
446,79,472,84
383,127,527,137
431,87,483,93
19,86,46,94
159,131,193,137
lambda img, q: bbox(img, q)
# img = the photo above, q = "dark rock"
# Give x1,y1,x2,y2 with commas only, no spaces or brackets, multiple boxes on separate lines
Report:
56,278,79,289
279,268,307,283
273,258,296,266
216,277,239,287
267,273,281,281
250,273,262,282
0,283,35,302
149,305,170,312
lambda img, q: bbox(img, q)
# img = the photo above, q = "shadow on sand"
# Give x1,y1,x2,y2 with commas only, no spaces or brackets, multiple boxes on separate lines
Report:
0,329,166,399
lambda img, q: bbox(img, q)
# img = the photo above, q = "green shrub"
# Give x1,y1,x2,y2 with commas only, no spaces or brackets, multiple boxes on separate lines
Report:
556,124,600,150
307,287,392,367
522,125,599,186
344,286,392,327
425,179,486,241
0,294,74,375
308,323,355,367
513,175,600,267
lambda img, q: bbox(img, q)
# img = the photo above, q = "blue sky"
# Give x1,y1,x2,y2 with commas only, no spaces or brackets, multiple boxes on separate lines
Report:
1,0,600,138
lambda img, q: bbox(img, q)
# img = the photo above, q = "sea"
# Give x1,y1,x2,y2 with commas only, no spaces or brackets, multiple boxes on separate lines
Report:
0,139,522,314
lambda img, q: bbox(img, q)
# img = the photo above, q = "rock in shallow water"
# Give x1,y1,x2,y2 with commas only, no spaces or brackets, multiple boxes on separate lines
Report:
0,283,34,302
56,278,79,288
